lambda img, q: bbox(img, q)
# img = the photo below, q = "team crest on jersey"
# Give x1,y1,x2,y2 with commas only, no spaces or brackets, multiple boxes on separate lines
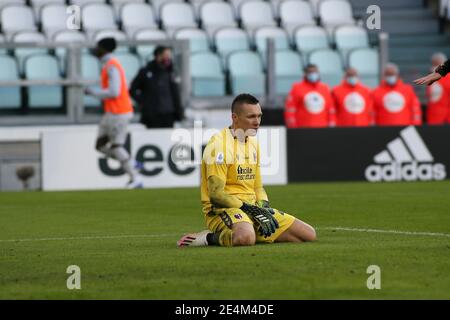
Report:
234,214,243,219
216,152,224,164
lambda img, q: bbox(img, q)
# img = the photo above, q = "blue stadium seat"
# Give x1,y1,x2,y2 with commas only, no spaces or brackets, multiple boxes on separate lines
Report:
348,48,379,88
114,52,142,86
25,54,63,108
161,2,197,37
81,54,101,108
275,50,303,95
214,27,250,65
190,52,225,97
174,28,210,53
1,5,37,40
294,26,329,54
254,26,290,66
13,31,48,75
228,50,265,95
308,48,344,87
240,1,276,33
0,55,21,109
134,28,168,61
334,25,369,60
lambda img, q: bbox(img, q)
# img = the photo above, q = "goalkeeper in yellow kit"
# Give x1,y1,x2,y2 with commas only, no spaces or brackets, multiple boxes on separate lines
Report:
177,94,316,247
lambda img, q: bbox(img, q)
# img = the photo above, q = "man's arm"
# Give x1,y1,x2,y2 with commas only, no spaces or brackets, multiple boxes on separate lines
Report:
208,175,243,209
413,59,450,86
86,65,121,99
129,68,144,104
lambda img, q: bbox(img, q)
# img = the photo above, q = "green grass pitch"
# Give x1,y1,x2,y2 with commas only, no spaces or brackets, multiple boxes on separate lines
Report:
0,181,449,299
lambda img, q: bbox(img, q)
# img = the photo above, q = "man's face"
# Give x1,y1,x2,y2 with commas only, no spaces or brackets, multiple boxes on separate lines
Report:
232,103,262,136
305,66,319,83
92,46,106,58
157,49,172,67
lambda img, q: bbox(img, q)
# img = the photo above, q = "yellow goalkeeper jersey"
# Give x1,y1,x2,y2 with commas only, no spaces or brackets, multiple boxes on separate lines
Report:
201,127,263,215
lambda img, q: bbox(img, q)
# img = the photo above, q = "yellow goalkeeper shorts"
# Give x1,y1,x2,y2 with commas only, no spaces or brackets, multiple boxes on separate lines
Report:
204,207,296,243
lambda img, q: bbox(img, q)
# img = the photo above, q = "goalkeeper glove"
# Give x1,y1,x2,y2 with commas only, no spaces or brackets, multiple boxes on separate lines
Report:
240,202,279,238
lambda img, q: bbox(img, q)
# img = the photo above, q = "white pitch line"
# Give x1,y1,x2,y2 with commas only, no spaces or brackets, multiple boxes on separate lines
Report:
0,233,179,243
1,227,450,244
319,226,450,238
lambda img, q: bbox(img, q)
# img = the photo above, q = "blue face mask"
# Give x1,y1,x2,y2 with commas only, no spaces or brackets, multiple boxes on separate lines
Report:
306,72,319,83
385,76,397,86
346,76,358,86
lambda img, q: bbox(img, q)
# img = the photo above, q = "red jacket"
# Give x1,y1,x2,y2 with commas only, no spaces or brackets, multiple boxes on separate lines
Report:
284,80,336,128
372,79,422,126
426,74,450,125
332,81,374,127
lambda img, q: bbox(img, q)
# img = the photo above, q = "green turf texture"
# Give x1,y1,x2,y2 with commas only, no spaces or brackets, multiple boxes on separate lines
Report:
0,181,449,299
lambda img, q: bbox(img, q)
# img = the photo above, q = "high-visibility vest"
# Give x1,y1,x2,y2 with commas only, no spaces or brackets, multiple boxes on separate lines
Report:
101,57,133,114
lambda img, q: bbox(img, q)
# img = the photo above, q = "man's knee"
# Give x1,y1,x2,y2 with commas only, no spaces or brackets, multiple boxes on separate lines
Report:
302,226,317,242
232,228,256,246
96,136,109,151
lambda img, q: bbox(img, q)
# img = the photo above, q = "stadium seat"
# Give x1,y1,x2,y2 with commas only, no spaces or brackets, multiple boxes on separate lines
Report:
30,0,65,23
190,0,223,21
319,0,355,34
200,1,237,37
275,49,303,95
82,3,117,40
190,51,225,97
110,0,145,20
0,0,25,11
151,0,183,22
1,5,37,40
294,26,329,54
40,4,68,39
0,34,7,54
334,25,369,60
81,53,101,108
214,27,251,66
13,31,48,74
280,0,316,39
240,1,276,33
174,28,210,53
0,55,21,109
120,2,157,38
93,29,129,53
254,26,290,53
24,54,63,108
114,52,142,86
228,50,265,95
348,48,379,88
308,48,344,87
160,2,197,37
53,31,88,74
134,28,168,61
69,0,106,6
229,0,262,18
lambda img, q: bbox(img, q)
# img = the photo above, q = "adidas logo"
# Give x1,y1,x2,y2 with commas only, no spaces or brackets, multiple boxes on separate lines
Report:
365,126,447,182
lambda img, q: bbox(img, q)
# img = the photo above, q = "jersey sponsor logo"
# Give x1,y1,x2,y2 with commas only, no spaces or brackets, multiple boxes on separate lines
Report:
365,126,447,182
234,213,243,220
382,91,405,113
344,92,365,114
304,91,325,114
429,82,443,103
236,165,255,180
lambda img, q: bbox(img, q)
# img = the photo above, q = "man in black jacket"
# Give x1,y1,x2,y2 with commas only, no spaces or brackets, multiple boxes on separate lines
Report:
130,46,184,128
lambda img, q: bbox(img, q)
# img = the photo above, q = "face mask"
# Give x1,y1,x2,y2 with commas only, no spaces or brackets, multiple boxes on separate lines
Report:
161,58,172,67
346,76,358,86
385,75,397,86
306,72,319,83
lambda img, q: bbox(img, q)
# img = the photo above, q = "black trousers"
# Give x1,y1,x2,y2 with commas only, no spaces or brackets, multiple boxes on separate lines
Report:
141,113,175,128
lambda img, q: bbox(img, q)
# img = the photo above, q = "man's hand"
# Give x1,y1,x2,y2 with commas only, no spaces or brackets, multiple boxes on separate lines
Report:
413,72,441,86
240,202,279,237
